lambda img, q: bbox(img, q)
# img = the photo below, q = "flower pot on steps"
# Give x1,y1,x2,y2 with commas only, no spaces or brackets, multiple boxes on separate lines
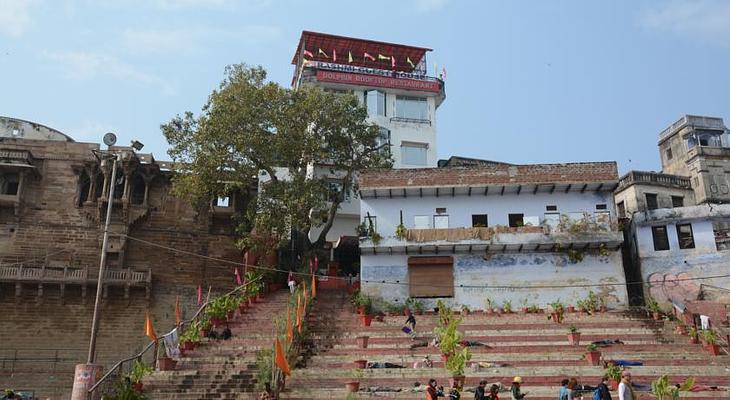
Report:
551,312,563,324
652,311,662,321
345,381,360,392
356,305,365,315
132,382,144,393
449,375,465,390
567,305,575,313
706,343,720,356
610,379,619,391
568,332,581,346
210,318,224,328
157,357,177,371
354,359,368,369
585,351,601,366
359,315,373,326
356,336,369,348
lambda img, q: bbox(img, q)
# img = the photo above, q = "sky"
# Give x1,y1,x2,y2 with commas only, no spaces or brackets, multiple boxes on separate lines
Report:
1,0,730,174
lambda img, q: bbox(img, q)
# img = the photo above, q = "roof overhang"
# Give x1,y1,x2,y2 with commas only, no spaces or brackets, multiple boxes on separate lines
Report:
359,181,619,199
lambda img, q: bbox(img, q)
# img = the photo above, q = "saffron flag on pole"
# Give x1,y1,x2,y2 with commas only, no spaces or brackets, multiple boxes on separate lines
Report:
274,338,291,375
286,305,293,343
364,52,375,61
378,54,390,61
295,293,302,329
303,50,314,58
348,51,353,63
235,268,242,285
175,296,181,325
391,56,396,68
318,48,328,58
311,273,317,299
197,285,202,306
407,57,415,69
304,285,308,312
144,312,157,341
332,49,336,62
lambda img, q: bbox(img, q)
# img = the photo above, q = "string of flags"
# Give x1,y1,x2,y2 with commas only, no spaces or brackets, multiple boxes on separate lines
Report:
301,47,433,74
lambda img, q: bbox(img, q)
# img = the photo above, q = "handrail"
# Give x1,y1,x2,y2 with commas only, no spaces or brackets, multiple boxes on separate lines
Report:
87,278,262,397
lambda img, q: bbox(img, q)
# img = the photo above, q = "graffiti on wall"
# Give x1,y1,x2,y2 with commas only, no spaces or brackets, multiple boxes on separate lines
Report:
647,272,700,303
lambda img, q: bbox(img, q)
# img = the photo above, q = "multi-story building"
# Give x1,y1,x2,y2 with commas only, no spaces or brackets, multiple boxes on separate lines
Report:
290,31,446,250
358,161,628,309
0,116,246,398
615,115,730,306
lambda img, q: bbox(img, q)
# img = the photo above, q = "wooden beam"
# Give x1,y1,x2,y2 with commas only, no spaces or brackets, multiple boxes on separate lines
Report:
533,185,539,195
405,246,409,255
403,188,407,198
451,187,455,197
500,186,505,196
580,183,588,193
564,184,572,193
436,187,440,197
516,185,522,195
418,246,423,254
517,244,523,252
388,188,392,198
549,184,556,194
467,187,472,196
419,188,423,198
502,244,507,253
435,246,439,254
452,245,456,254
374,189,378,198
596,183,604,192
468,244,473,253
484,186,489,196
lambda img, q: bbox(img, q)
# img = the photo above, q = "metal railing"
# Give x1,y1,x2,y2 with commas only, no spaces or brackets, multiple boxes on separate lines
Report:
659,115,726,141
87,278,262,399
0,264,151,286
390,116,431,125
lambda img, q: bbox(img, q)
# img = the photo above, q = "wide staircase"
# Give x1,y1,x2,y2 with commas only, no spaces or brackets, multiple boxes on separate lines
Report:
281,289,730,399
143,289,291,399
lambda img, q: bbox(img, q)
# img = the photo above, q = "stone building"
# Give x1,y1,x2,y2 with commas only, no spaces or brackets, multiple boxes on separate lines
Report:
0,117,246,398
615,115,730,306
358,161,628,310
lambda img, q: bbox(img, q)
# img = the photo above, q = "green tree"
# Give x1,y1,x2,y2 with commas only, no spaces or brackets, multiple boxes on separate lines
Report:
162,64,391,252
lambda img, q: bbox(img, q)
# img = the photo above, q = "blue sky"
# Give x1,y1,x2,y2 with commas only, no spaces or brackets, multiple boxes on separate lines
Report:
1,0,729,173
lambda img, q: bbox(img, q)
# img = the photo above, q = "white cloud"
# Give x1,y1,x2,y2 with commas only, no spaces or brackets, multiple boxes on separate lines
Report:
121,25,281,54
41,50,177,95
639,0,730,44
413,0,449,13
0,0,38,37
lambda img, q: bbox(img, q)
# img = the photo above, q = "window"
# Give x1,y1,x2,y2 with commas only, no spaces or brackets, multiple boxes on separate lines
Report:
508,213,524,227
433,215,449,229
676,224,695,249
617,201,626,218
395,96,428,121
216,196,230,207
472,214,488,227
652,226,670,251
645,193,658,210
665,147,673,160
401,142,428,166
0,173,19,195
408,256,454,298
365,90,385,117
596,204,607,210
414,215,430,229
546,205,558,211
671,196,684,208
376,127,391,148
713,221,730,251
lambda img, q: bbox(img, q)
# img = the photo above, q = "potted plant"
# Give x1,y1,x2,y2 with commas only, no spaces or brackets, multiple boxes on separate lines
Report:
128,359,152,392
484,297,495,315
461,304,470,317
702,329,720,355
156,344,177,371
568,325,581,346
585,343,601,366
567,304,576,313
548,299,565,324
647,297,662,320
345,368,363,392
528,304,541,314
446,347,471,390
605,363,622,390
599,295,608,312
395,223,407,239
205,297,227,327
502,300,512,314
434,308,463,362
675,322,688,336
353,359,368,369
359,296,373,326
688,326,700,344
408,298,424,315
520,298,529,314
651,375,695,400
179,321,202,353
355,335,369,349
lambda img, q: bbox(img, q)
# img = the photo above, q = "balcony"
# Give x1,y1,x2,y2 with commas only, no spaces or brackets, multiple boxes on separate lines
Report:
687,146,730,160
617,171,691,191
659,115,726,142
390,116,431,125
360,222,623,254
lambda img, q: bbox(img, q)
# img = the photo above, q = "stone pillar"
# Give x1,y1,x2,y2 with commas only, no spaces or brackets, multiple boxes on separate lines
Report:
70,363,104,400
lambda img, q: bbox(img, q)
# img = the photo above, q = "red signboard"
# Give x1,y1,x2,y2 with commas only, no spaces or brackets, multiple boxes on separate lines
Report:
316,70,441,93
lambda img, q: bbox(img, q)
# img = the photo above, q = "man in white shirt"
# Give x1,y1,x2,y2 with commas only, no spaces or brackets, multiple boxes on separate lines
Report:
618,371,634,400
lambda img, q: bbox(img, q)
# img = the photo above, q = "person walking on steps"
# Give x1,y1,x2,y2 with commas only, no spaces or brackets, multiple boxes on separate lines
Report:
427,379,442,400
595,375,612,400
287,271,296,293
510,376,526,399
487,384,500,400
618,371,634,400
474,380,487,400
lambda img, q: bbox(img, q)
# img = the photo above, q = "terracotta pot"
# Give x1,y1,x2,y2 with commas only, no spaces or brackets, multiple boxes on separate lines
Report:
568,332,581,346
440,353,450,362
600,305,608,313
256,294,264,302
586,351,601,366
132,382,144,393
652,312,661,321
356,305,365,315
675,325,687,335
375,315,384,322
610,379,619,391
238,303,247,313
486,308,494,315
706,343,720,356
449,375,465,390
210,318,224,328
415,310,423,315
345,382,360,392
521,307,529,314
179,341,195,351
403,307,410,316
360,315,373,326
354,359,368,369
690,336,700,344
567,305,575,313
551,312,563,324
226,311,235,321
201,329,209,338
157,357,177,371
495,308,503,315
356,336,369,348
461,309,469,317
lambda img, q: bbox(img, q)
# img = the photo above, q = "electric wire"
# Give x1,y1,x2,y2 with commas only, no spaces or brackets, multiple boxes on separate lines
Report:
122,233,730,291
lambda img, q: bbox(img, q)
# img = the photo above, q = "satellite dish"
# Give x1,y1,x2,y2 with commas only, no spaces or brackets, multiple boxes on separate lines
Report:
103,132,117,146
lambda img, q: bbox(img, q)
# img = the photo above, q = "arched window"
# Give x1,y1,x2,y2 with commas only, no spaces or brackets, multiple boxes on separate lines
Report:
131,175,146,205
78,170,91,207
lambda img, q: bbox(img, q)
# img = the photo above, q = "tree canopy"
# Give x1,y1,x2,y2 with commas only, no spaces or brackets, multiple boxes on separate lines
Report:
162,64,391,252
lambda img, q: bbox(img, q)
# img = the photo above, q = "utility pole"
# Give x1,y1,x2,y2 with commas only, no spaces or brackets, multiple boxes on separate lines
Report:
87,152,119,363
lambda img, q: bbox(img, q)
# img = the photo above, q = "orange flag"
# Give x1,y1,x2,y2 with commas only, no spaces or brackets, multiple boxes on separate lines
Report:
296,293,302,329
174,296,181,325
311,274,317,299
274,338,291,375
303,285,308,313
286,305,293,343
144,312,157,341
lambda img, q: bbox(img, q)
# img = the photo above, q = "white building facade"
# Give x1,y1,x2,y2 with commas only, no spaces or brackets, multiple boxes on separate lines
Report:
358,162,629,310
